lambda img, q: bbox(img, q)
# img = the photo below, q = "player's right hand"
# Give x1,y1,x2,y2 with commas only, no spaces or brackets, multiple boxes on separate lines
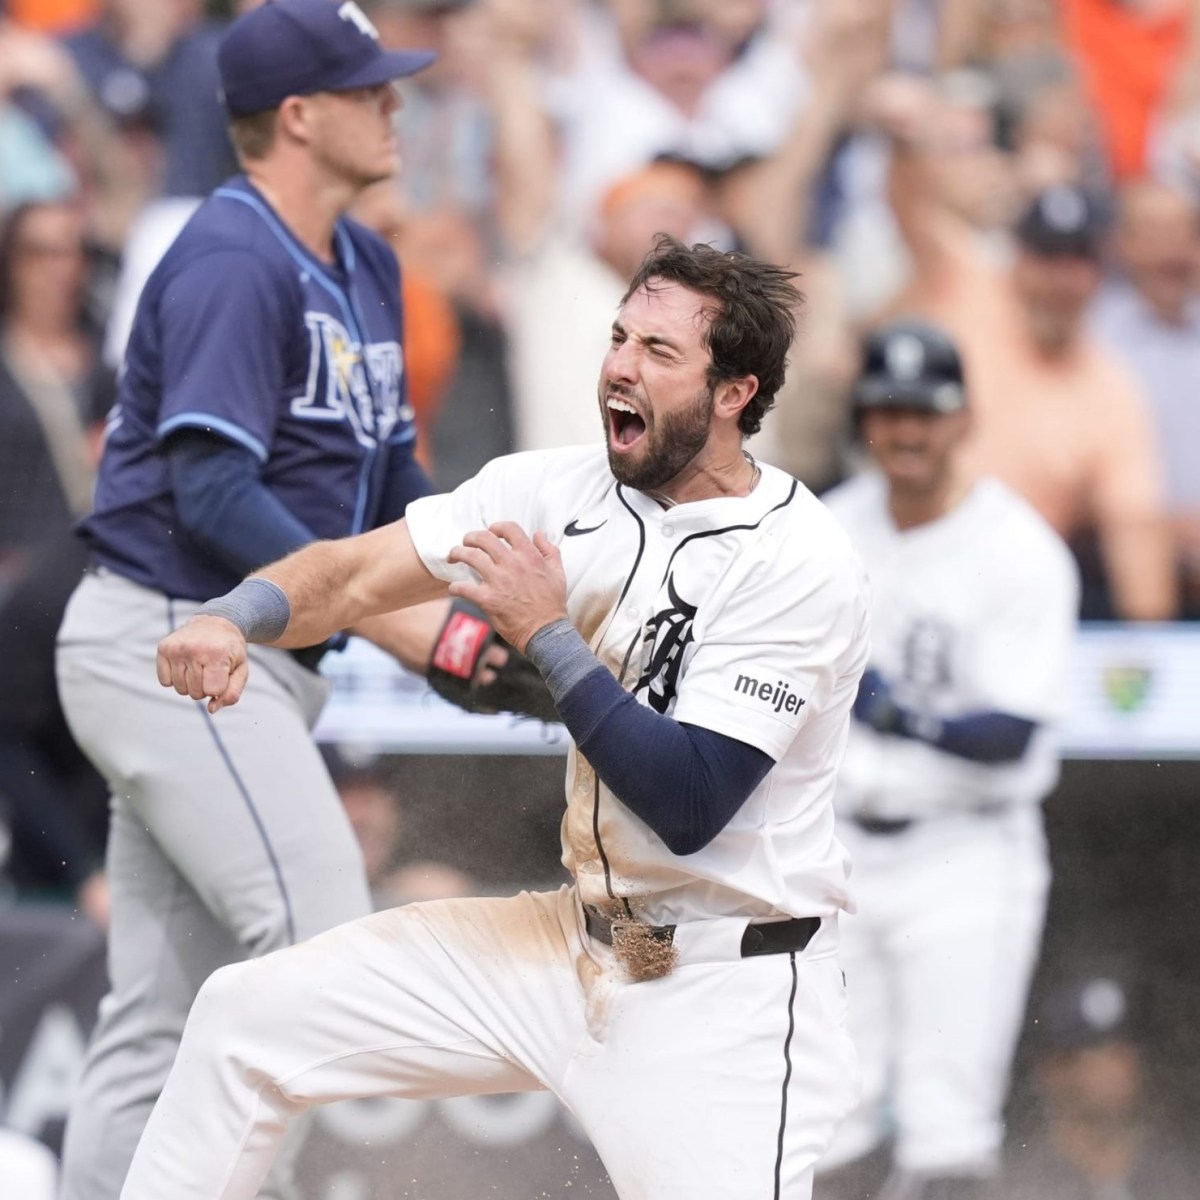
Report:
156,615,249,714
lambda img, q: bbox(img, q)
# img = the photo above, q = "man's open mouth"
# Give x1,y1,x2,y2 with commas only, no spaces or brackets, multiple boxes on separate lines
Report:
607,396,647,448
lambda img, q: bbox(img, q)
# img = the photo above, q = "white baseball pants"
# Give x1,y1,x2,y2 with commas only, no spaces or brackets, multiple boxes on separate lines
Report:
121,886,859,1199
821,806,1050,1175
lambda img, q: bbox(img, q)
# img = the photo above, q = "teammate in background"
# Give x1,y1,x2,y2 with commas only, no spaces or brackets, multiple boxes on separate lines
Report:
126,234,870,1200
54,4,545,1198
816,319,1080,1200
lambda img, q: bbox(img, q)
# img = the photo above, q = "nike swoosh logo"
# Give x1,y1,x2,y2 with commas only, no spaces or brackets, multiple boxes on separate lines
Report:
564,519,608,537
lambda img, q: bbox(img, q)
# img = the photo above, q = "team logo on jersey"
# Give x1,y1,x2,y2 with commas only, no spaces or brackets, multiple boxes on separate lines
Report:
900,617,954,696
633,574,696,713
292,313,407,447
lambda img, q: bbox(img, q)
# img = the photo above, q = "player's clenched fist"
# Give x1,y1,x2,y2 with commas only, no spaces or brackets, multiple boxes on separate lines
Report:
156,616,250,714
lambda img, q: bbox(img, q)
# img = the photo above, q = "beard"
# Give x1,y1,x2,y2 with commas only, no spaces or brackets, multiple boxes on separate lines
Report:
605,383,715,492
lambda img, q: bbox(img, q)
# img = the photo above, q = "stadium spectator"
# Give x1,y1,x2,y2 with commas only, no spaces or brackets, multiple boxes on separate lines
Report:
62,0,234,200
1000,970,1197,1200
1090,178,1200,616
0,200,111,564
349,179,464,474
989,50,1111,197
0,16,138,266
1059,0,1190,182
829,68,1020,322
941,0,1196,185
874,82,1176,620
363,0,494,233
544,0,808,225
0,23,77,210
0,199,113,920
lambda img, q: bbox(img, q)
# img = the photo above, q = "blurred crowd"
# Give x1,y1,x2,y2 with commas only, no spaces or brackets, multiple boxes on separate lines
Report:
2,0,1200,1191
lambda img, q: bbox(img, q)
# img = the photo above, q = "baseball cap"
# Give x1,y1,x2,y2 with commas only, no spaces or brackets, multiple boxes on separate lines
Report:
852,318,967,415
377,0,476,10
1031,973,1142,1053
1014,184,1108,259
218,0,437,117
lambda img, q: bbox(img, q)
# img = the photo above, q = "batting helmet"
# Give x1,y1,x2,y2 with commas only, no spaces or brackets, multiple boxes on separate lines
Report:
852,318,967,415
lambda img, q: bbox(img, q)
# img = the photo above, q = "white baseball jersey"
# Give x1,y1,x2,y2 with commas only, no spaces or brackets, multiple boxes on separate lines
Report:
406,444,871,924
822,471,1080,820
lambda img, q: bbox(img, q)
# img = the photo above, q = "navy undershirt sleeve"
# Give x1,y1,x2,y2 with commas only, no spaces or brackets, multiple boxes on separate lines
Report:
854,668,1037,764
377,441,437,524
553,660,775,856
918,711,1037,763
166,431,315,577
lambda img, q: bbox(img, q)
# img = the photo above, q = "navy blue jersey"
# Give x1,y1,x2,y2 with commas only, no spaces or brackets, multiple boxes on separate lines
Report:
85,176,422,600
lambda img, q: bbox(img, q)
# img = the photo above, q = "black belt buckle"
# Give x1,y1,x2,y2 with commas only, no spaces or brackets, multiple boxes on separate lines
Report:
583,906,675,948
740,916,821,958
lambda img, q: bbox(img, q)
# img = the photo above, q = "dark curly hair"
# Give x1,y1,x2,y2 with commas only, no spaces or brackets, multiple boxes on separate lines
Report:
620,234,803,437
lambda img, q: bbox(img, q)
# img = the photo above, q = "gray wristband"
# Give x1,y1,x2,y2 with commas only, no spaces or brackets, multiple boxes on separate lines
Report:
198,578,291,644
525,619,603,704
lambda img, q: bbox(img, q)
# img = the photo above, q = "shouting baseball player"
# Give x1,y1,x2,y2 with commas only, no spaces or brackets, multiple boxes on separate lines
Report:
54,4,547,1198
817,319,1080,1200
122,235,870,1200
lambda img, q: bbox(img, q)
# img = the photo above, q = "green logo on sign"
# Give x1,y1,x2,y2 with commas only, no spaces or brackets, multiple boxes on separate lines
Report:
1102,665,1152,714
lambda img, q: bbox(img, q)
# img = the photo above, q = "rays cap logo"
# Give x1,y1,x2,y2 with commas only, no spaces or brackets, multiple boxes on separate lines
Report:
217,0,437,117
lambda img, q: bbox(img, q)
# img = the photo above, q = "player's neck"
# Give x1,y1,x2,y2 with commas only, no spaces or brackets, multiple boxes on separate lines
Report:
887,466,973,531
244,167,357,265
644,447,761,508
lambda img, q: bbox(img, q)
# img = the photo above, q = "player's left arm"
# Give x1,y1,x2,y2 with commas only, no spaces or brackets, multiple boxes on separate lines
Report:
528,625,776,855
856,524,1082,761
851,669,1039,763
450,524,853,856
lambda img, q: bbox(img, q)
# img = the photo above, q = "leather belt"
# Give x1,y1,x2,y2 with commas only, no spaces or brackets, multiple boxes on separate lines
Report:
850,815,914,836
583,906,822,959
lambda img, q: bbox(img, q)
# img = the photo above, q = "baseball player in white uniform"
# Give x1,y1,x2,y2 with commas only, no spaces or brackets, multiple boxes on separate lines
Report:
817,319,1080,1200
119,236,870,1200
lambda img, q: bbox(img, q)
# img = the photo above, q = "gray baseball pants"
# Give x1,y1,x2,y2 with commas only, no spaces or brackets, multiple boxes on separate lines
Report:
55,568,372,1200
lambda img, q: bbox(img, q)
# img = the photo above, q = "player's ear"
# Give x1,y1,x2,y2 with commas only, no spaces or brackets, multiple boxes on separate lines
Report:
714,375,758,424
276,95,314,146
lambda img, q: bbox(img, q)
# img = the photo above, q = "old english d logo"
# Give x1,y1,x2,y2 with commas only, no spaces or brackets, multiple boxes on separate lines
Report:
634,574,696,714
1102,664,1152,714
